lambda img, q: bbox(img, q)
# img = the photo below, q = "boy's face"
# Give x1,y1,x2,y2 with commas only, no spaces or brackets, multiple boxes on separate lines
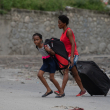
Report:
33,35,42,46
58,20,66,29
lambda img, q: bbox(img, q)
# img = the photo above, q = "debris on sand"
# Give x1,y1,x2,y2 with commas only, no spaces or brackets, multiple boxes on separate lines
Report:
21,82,25,84
69,107,84,110
53,105,84,110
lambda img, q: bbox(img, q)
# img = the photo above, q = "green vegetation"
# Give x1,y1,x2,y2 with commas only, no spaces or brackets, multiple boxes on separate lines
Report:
72,0,109,11
0,0,109,14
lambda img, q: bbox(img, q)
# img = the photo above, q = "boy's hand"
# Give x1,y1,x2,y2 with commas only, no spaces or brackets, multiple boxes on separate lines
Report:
70,57,74,66
44,45,51,52
44,45,55,55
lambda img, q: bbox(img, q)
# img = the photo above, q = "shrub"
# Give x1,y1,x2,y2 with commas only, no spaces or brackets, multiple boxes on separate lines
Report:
0,0,109,14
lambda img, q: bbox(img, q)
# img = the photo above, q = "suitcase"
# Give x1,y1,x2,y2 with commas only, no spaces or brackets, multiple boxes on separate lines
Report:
77,61,110,96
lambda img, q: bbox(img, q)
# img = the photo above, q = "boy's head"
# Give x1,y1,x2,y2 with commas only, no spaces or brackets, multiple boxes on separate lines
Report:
32,33,42,46
58,15,69,29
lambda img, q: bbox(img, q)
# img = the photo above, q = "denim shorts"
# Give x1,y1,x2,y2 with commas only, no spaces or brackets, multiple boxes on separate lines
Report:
68,55,79,70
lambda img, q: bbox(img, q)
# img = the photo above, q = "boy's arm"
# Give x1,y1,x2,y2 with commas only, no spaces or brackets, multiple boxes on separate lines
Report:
44,45,55,55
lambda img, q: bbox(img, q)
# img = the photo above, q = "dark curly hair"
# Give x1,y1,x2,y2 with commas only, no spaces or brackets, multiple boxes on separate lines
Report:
32,33,42,39
58,15,69,25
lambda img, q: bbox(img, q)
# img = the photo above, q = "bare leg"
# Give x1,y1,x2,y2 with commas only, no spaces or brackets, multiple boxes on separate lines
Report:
71,66,85,91
50,73,64,95
37,70,51,93
61,68,69,91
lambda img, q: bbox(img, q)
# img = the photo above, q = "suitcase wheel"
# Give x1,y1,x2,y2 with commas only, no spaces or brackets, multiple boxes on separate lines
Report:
104,94,107,96
90,94,93,96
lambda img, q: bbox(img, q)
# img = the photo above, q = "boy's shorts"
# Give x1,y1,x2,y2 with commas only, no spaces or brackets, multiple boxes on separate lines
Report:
40,57,58,73
68,55,79,70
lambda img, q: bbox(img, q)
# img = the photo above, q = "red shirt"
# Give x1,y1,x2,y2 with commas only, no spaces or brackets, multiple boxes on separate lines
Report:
60,28,79,57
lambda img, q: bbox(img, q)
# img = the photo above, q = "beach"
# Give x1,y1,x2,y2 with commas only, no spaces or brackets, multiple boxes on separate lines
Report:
0,55,110,110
